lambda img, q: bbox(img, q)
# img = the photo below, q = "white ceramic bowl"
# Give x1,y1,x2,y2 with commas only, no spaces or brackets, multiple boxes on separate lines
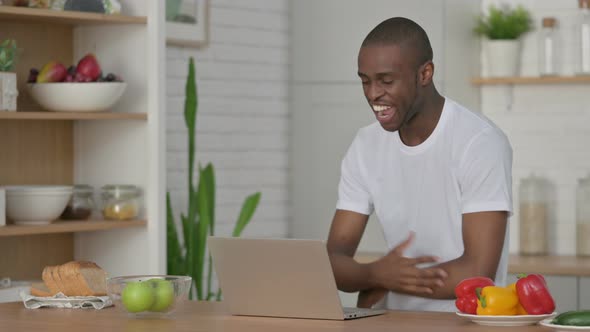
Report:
27,82,127,112
5,186,73,225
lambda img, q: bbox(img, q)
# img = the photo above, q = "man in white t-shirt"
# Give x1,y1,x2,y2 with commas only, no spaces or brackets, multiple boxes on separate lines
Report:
326,17,512,312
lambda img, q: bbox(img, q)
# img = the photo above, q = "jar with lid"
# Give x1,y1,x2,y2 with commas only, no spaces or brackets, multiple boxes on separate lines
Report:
576,175,590,256
101,185,141,220
577,0,590,75
539,17,558,76
60,185,94,220
519,174,549,255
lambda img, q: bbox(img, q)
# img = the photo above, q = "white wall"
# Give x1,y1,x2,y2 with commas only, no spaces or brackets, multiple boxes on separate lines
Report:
289,0,481,253
166,0,290,240
481,0,590,255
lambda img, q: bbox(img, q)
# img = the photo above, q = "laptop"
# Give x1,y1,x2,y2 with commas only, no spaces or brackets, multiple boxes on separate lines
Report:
207,236,386,320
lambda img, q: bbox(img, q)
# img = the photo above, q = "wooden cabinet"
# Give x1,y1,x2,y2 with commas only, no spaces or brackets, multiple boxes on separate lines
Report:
0,1,165,284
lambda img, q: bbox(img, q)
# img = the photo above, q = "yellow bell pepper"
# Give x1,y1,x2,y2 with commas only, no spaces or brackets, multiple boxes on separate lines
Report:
476,286,519,315
508,283,529,315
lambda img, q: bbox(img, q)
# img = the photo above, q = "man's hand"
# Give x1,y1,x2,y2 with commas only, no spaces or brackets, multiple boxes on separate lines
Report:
369,232,448,296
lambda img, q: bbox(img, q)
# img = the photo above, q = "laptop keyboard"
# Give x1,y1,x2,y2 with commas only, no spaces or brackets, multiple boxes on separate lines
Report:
343,307,376,315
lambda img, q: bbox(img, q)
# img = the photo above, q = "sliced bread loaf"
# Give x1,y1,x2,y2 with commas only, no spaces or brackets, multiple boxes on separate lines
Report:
30,282,52,297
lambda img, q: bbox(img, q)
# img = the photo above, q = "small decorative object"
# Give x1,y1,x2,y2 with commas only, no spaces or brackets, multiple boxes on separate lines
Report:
475,4,533,77
64,0,105,13
28,0,50,8
539,17,558,76
576,174,590,256
519,174,549,255
166,0,209,47
576,0,590,75
0,39,18,112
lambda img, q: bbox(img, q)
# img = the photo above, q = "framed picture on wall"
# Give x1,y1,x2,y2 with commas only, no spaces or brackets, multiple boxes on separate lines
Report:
166,0,209,48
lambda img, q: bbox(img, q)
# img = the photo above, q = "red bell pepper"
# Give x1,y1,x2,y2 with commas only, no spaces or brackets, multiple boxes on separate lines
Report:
515,274,555,315
455,277,495,314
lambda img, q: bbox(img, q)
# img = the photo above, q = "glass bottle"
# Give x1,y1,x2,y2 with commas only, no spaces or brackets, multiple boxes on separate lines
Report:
519,174,549,255
577,0,590,75
576,175,590,256
539,17,558,76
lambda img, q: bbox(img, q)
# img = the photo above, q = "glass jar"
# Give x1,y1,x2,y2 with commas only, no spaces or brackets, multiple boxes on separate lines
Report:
101,185,141,220
60,185,94,220
576,175,590,256
519,174,549,255
539,17,558,76
577,0,590,75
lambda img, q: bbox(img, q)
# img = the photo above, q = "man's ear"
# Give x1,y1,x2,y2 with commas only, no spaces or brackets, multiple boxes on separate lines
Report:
418,61,434,86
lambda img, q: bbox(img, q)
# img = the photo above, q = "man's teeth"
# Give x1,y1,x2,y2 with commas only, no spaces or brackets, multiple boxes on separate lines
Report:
373,105,389,112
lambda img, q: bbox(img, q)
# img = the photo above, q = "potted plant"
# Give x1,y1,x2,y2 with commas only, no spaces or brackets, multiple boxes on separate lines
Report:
167,57,261,301
475,4,533,77
0,39,18,111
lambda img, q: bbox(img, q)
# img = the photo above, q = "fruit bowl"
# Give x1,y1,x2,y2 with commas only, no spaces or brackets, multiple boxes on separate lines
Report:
27,82,127,112
106,275,192,318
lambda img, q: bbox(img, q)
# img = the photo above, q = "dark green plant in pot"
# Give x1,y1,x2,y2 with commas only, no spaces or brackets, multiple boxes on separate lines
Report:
167,57,261,300
474,4,533,40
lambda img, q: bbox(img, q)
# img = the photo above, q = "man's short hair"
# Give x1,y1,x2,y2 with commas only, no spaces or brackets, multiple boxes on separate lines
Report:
362,17,433,68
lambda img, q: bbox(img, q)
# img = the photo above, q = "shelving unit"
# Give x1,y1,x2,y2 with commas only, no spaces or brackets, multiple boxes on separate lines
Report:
472,76,590,85
0,220,147,237
0,111,147,120
0,6,146,25
0,2,165,284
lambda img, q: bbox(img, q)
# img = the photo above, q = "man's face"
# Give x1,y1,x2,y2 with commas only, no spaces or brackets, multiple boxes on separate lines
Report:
357,44,420,132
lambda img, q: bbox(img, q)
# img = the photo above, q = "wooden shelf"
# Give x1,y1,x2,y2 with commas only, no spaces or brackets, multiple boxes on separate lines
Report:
472,76,590,85
0,6,146,25
0,111,147,120
0,219,147,236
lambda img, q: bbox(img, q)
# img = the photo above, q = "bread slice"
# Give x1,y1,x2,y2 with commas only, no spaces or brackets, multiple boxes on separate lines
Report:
30,282,52,297
58,261,81,296
75,261,107,296
41,266,59,295
51,265,66,295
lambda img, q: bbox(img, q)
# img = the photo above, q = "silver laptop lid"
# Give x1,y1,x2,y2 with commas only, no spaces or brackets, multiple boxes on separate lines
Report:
208,236,346,320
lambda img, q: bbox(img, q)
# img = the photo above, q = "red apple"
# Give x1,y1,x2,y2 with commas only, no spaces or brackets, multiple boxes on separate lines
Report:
76,54,101,81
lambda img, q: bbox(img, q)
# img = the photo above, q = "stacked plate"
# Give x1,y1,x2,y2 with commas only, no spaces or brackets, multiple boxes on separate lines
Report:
4,186,73,225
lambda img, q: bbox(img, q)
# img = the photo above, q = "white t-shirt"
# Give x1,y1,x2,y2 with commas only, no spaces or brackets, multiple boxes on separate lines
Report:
336,98,513,312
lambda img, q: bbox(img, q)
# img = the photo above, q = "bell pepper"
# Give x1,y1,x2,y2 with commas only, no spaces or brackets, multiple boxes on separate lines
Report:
515,274,555,315
454,277,495,314
508,282,528,315
476,286,519,316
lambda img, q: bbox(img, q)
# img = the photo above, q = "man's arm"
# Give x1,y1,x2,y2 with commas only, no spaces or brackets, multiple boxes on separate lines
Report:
425,210,508,299
356,210,507,307
327,209,447,294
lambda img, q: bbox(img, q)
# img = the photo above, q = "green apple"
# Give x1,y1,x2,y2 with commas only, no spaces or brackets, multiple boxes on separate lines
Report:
121,281,155,313
149,279,175,312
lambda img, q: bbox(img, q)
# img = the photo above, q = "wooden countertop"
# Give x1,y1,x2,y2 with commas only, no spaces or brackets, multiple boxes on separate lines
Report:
354,253,590,277
0,301,549,331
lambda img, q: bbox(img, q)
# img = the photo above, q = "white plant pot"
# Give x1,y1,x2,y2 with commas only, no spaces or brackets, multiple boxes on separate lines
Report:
485,39,521,77
0,72,18,111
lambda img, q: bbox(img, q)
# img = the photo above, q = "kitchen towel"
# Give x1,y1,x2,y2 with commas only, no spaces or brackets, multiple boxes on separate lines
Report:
20,291,113,309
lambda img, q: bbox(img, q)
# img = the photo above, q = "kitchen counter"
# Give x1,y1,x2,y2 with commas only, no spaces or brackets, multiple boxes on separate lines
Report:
354,253,590,277
0,301,550,331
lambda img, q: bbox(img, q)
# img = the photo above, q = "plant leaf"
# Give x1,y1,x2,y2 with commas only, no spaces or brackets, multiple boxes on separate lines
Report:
232,192,261,237
166,192,185,276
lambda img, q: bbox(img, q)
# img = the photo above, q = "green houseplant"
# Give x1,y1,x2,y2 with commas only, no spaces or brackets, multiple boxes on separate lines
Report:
167,57,261,300
0,39,18,111
474,4,533,78
474,4,532,40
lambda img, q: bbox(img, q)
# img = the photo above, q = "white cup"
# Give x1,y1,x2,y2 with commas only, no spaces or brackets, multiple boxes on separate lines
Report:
0,188,5,227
